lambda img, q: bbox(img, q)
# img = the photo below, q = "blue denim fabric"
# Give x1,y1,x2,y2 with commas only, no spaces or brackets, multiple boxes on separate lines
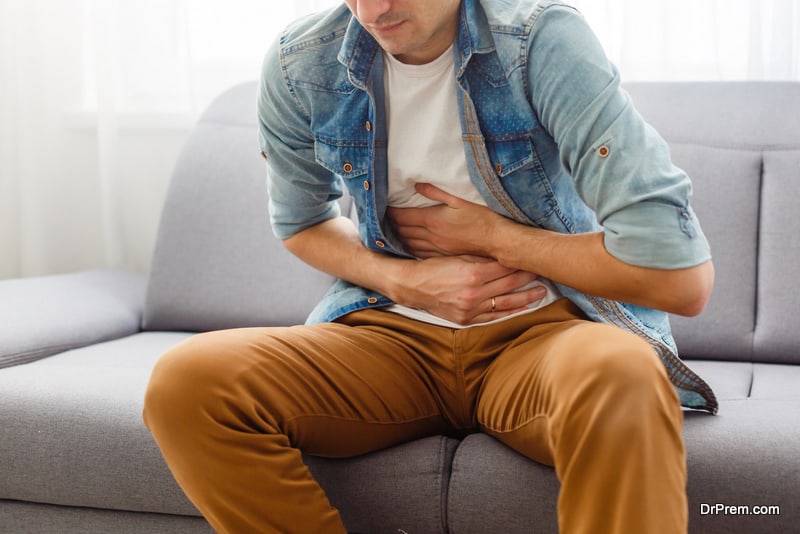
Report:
257,0,716,413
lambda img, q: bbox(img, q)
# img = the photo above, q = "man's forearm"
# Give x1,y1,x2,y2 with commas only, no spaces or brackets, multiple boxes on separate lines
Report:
486,219,714,317
282,216,402,299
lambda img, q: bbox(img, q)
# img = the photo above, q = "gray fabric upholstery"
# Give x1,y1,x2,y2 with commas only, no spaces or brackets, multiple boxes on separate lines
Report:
305,436,459,534
623,82,800,146
0,501,212,534
447,434,560,533
0,269,145,368
3,81,800,533
142,82,343,332
0,332,199,516
755,150,800,363
662,144,760,361
684,398,800,534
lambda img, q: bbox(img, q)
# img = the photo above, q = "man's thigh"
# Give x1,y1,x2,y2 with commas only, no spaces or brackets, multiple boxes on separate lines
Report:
148,311,455,458
475,316,669,465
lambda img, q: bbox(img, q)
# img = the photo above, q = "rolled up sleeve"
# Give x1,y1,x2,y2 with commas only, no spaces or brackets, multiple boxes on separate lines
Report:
257,36,342,240
528,5,711,269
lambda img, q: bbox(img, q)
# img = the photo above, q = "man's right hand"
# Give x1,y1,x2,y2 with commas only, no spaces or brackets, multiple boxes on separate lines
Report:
390,255,547,325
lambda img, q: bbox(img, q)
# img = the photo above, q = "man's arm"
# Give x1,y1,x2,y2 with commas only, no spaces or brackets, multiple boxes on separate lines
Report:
389,184,714,317
282,215,548,325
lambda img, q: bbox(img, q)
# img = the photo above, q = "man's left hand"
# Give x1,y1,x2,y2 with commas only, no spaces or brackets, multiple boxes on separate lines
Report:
387,183,503,259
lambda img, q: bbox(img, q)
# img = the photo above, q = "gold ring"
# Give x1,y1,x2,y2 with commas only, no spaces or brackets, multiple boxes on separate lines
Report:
491,297,497,312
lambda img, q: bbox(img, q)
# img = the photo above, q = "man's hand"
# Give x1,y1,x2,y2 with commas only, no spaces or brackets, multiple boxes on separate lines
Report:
388,183,503,259
393,255,548,325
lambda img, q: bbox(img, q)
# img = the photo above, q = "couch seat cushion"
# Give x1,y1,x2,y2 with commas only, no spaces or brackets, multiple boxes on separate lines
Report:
0,332,198,516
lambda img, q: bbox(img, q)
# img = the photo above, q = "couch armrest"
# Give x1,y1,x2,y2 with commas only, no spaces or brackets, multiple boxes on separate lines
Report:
0,269,146,368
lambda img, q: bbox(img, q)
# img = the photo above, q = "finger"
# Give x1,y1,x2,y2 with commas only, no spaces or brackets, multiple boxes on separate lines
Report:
498,285,549,310
411,250,448,259
467,287,549,325
479,266,539,290
402,238,449,258
393,223,432,241
387,206,428,227
414,183,464,207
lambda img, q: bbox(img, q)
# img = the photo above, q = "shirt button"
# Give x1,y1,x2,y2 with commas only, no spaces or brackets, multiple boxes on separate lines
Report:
363,180,370,191
260,151,267,159
495,162,503,174
375,240,385,248
367,297,378,304
597,145,610,158
365,120,372,132
343,162,353,173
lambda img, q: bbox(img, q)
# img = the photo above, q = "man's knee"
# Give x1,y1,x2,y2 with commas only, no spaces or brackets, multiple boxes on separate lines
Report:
582,326,666,383
564,325,681,421
143,332,241,431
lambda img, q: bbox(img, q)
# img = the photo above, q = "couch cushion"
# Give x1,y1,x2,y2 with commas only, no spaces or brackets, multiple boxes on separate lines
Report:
447,433,559,534
0,269,145,368
665,144,760,361
142,82,340,332
0,332,199,516
684,397,800,533
0,501,212,534
749,362,800,400
306,436,459,534
754,150,800,364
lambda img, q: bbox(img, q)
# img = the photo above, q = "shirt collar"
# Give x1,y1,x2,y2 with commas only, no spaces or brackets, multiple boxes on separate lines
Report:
338,0,495,86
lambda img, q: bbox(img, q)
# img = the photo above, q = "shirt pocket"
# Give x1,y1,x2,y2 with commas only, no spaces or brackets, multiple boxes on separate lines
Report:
484,134,535,178
314,135,370,180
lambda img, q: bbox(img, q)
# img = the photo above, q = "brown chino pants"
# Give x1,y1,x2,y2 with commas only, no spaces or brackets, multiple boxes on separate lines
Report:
143,299,687,533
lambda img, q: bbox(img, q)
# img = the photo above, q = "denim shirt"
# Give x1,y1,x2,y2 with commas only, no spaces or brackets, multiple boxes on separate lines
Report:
257,0,716,413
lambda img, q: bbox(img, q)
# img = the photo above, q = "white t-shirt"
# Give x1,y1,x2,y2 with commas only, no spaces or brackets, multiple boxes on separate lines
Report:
382,46,560,328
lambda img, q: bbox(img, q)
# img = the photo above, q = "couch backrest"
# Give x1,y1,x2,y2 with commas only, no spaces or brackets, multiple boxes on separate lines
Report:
144,80,800,365
625,82,800,364
142,81,341,331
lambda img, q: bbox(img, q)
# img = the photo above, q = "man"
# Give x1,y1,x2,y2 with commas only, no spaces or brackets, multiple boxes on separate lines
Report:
144,0,716,532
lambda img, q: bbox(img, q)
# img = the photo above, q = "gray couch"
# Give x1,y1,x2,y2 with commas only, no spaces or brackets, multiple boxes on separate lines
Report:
2,81,799,534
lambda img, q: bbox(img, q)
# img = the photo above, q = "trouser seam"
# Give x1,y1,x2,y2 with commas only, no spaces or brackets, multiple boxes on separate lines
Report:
283,412,444,427
451,330,473,430
480,412,549,435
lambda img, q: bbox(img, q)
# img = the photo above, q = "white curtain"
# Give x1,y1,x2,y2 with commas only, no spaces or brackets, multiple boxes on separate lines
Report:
0,0,338,279
573,0,800,81
1,0,799,280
